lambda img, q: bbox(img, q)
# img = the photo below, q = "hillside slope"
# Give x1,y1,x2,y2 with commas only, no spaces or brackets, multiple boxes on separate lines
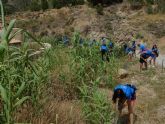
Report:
6,4,165,43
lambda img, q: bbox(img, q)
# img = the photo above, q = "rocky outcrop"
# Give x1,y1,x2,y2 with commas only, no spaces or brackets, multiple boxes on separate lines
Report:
118,68,129,79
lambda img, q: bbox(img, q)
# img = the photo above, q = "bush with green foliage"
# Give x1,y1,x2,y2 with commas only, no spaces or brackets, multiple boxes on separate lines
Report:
157,0,165,13
0,1,51,123
96,4,104,15
79,83,114,123
87,0,123,6
146,4,153,14
41,0,48,11
128,0,144,10
29,0,41,11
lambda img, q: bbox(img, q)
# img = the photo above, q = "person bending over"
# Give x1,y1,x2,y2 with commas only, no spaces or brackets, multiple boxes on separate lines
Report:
112,84,137,124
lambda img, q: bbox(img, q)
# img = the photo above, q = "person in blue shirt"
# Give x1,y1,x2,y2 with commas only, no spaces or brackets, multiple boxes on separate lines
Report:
138,43,147,53
139,50,156,71
101,37,106,45
100,44,109,62
123,43,128,54
131,41,136,56
124,43,134,61
151,44,159,67
112,84,137,124
63,36,69,45
79,38,84,46
109,41,114,55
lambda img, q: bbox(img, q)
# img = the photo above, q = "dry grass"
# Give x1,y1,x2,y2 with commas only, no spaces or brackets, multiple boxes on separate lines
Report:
15,101,84,124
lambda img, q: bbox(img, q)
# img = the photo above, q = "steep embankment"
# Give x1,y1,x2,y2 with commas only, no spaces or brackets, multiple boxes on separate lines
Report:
7,4,165,43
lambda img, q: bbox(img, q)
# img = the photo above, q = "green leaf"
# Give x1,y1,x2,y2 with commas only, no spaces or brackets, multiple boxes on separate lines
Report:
0,0,5,28
0,84,8,104
0,28,7,40
13,96,30,109
14,82,26,99
9,29,23,42
24,31,43,47
6,19,16,42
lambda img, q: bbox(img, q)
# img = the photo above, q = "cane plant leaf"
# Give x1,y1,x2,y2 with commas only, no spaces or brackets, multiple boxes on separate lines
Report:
0,84,8,104
9,29,23,42
14,96,30,109
6,19,16,42
14,82,26,99
0,0,5,28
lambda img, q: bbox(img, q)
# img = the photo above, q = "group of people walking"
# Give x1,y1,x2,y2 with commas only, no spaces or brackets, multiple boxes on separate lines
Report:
100,36,159,72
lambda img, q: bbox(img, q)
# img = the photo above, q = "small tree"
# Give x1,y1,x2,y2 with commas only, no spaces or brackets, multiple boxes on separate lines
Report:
41,0,48,11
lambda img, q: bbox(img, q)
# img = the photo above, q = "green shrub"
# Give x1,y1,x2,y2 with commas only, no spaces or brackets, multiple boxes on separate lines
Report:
29,0,41,11
79,83,114,123
146,4,153,14
87,0,123,6
157,0,165,13
96,4,104,15
41,0,48,11
50,0,84,9
128,0,144,10
145,0,154,4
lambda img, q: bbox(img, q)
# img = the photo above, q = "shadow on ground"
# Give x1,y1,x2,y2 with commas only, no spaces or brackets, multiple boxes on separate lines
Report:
117,114,137,124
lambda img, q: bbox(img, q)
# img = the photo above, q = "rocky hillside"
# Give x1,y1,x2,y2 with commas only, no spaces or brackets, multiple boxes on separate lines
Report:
5,3,165,44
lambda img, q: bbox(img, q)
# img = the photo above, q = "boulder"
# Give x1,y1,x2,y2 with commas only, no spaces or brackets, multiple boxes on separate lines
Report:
118,69,129,79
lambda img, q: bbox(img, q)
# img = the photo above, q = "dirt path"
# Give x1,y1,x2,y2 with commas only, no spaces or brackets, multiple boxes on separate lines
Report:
156,54,165,67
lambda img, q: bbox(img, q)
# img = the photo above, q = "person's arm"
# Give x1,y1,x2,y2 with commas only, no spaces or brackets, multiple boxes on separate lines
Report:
140,55,147,62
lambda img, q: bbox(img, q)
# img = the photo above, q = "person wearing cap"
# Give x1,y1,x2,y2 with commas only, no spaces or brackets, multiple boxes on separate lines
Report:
112,84,137,124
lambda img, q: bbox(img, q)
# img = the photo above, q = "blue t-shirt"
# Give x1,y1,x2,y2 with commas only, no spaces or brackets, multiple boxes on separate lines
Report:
63,36,69,44
126,47,132,53
152,47,159,55
140,44,146,51
145,50,155,58
101,45,108,51
109,42,114,48
114,84,136,100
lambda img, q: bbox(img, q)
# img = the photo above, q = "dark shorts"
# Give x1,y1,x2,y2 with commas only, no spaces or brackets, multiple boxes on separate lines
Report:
101,49,107,54
118,94,136,111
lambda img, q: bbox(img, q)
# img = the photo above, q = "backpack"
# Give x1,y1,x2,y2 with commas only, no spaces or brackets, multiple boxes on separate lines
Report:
126,84,137,91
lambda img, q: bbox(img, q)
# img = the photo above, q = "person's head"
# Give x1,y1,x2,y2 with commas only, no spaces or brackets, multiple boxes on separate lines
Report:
112,89,125,103
153,44,157,48
152,51,158,57
137,42,141,47
132,41,136,44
